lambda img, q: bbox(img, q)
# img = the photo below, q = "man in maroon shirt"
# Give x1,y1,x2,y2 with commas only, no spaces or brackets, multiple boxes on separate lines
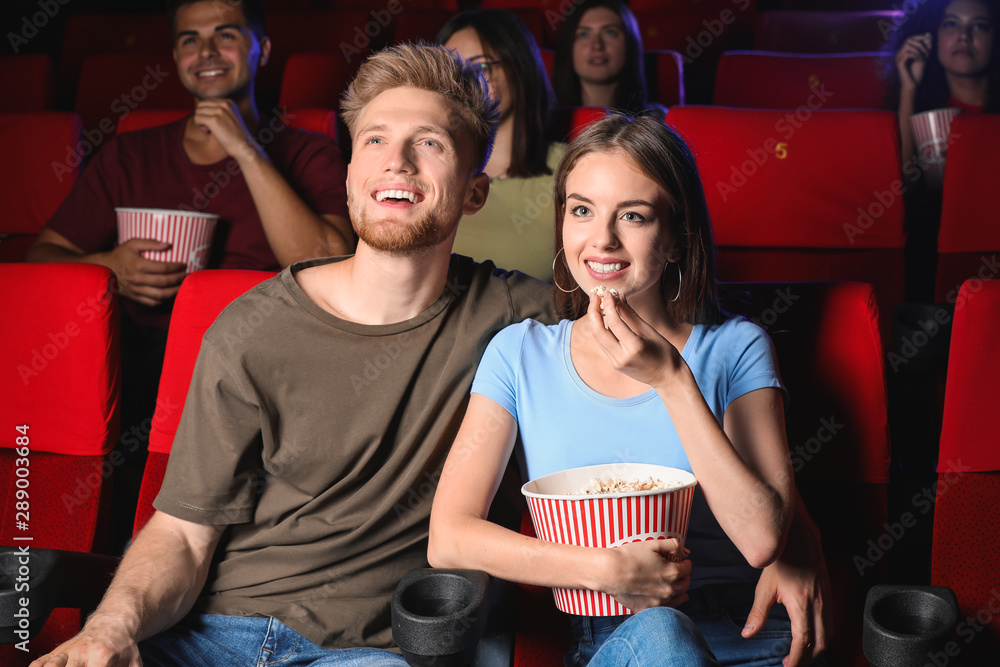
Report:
27,0,352,316
25,0,353,550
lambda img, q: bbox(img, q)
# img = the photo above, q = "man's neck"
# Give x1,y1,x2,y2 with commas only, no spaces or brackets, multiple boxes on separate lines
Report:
299,242,456,325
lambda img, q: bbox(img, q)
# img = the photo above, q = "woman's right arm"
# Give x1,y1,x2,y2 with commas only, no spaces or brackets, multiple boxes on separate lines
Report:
428,393,691,611
896,32,933,165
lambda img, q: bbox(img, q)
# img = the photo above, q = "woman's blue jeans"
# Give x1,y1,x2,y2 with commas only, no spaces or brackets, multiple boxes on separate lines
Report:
566,584,797,667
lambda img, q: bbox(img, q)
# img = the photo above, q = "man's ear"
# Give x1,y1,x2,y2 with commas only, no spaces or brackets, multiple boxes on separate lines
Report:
462,173,490,216
258,36,272,67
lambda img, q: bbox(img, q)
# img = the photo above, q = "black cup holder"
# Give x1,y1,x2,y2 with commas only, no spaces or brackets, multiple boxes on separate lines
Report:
391,569,490,667
864,585,959,667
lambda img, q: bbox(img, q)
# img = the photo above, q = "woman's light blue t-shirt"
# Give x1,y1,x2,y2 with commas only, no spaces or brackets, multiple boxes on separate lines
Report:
471,316,786,589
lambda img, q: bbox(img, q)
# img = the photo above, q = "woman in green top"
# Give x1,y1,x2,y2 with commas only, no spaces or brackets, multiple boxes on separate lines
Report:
438,9,566,282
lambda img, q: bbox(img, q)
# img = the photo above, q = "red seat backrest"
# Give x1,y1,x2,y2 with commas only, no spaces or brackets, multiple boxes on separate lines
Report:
75,54,191,141
665,106,905,332
936,115,1000,302
283,108,340,144
116,109,189,134
0,113,82,244
644,50,684,107
57,13,170,106
262,10,385,106
0,54,53,112
714,51,891,109
931,279,1000,664
135,269,276,535
548,106,608,144
278,52,367,111
390,8,454,44
754,10,903,53
0,263,119,666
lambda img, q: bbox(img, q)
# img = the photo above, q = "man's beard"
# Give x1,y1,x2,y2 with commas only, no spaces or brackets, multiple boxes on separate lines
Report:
351,197,454,255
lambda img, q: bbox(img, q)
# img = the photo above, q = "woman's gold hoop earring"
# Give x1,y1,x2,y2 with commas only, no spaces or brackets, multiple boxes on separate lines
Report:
552,248,580,294
671,262,682,302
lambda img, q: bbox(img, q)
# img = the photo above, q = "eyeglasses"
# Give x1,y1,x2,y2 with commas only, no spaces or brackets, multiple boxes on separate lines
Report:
472,59,502,79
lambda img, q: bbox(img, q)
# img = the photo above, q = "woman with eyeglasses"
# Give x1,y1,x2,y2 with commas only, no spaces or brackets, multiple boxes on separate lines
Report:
438,9,565,282
553,0,663,114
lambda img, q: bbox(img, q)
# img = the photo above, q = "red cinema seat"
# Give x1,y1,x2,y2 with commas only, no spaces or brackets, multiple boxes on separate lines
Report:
283,108,340,144
714,51,892,109
935,115,1000,303
0,263,120,665
0,55,53,112
511,281,890,667
262,10,382,108
75,54,192,143
644,50,685,107
329,0,459,9
57,13,171,107
116,109,190,134
754,11,903,53
391,8,454,44
548,106,608,143
665,106,906,334
0,113,83,262
278,52,364,111
136,270,276,535
931,279,1000,665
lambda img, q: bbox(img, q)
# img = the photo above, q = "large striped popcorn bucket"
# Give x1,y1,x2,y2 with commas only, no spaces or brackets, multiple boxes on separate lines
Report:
910,108,961,191
521,463,697,616
116,208,218,273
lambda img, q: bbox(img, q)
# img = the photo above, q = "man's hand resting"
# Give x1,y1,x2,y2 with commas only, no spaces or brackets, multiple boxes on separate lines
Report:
28,620,142,667
98,239,187,307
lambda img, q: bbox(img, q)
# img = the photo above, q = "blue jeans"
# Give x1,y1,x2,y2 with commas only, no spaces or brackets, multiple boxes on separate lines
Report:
567,584,802,667
571,606,720,666
138,614,408,666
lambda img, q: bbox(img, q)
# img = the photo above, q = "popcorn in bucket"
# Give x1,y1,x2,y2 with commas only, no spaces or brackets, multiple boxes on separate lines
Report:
521,463,697,616
116,207,218,273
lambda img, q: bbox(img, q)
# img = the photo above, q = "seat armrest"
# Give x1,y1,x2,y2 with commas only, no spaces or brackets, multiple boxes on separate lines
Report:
0,548,119,643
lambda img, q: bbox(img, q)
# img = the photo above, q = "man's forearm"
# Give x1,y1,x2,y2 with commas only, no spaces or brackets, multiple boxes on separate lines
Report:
84,512,224,643
239,151,353,265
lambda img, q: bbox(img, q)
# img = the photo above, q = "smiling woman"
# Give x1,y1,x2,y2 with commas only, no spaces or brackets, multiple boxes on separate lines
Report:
429,113,808,667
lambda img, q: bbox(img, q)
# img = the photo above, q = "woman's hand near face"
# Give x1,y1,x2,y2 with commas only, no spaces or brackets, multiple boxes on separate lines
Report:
896,32,933,90
586,290,686,390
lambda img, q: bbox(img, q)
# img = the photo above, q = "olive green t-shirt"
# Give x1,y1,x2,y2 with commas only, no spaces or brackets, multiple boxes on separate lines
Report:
154,254,555,650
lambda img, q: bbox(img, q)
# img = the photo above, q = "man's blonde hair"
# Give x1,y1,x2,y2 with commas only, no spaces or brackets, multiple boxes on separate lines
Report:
341,43,500,174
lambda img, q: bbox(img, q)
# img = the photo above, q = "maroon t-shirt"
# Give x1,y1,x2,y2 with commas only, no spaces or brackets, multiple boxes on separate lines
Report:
47,115,349,327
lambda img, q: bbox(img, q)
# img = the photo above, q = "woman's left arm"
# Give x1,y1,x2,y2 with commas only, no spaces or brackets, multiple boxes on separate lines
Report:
591,292,795,567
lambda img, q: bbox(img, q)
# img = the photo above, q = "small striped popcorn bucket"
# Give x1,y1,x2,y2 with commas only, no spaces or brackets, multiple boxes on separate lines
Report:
910,108,962,191
116,208,219,273
521,463,697,616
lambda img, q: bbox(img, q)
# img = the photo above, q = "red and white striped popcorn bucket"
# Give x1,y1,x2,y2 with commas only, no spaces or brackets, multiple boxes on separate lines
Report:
116,208,219,273
521,463,697,616
910,108,962,191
